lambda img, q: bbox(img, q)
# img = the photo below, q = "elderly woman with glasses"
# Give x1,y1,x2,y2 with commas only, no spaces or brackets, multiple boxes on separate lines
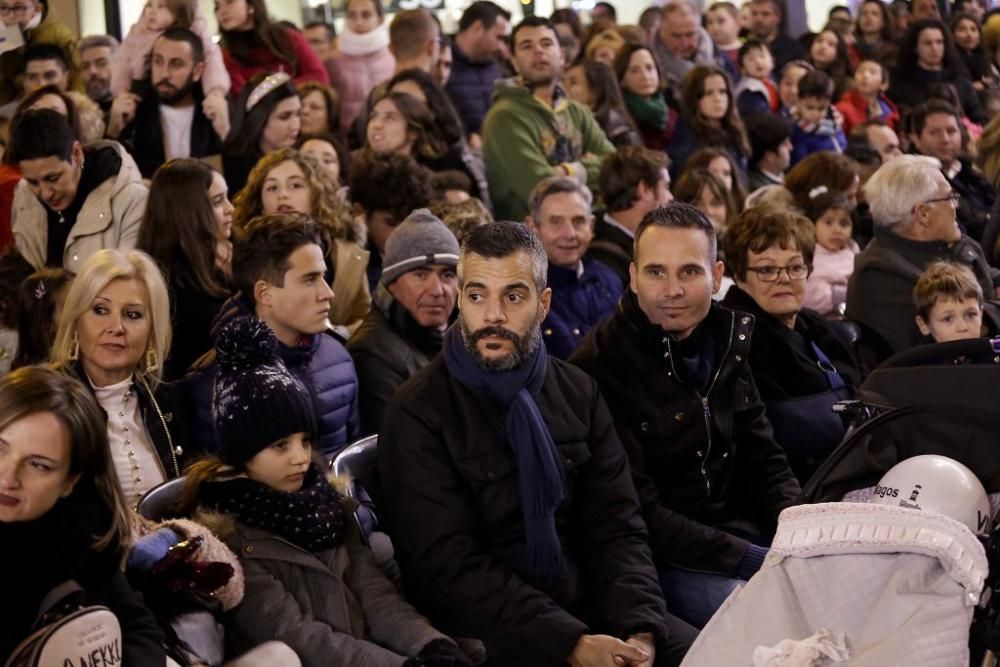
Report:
846,155,1000,361
721,204,860,482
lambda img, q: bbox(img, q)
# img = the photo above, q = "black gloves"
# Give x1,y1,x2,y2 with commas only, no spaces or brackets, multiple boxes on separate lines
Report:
403,639,474,667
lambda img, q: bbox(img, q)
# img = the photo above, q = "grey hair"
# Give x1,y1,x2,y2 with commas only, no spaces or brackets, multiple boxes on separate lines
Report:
662,0,699,17
458,220,548,293
526,176,594,223
78,35,120,54
864,155,943,230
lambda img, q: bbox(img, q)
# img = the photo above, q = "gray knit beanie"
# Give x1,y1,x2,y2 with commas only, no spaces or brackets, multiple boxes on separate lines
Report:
380,209,460,286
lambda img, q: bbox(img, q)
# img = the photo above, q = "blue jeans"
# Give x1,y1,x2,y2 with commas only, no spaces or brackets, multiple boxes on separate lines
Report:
658,566,743,629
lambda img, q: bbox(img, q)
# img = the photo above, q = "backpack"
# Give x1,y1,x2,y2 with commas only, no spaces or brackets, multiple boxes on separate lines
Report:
4,581,123,667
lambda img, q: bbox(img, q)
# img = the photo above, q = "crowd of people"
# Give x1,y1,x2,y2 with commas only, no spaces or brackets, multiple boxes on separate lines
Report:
2,0,1000,664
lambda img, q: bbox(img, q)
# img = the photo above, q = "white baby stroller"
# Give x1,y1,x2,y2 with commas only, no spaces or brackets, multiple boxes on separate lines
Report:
680,338,1000,666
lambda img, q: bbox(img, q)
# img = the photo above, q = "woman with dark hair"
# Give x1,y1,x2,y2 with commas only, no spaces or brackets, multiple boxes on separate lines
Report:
889,19,987,123
673,168,737,235
0,85,85,252
565,60,641,148
684,146,749,211
362,91,444,160
298,81,341,136
615,43,678,151
0,365,165,663
721,206,859,482
668,64,749,179
138,159,234,380
11,268,72,370
216,0,329,96
807,27,854,98
851,0,898,66
297,132,351,191
952,13,995,90
386,69,490,205
222,71,302,195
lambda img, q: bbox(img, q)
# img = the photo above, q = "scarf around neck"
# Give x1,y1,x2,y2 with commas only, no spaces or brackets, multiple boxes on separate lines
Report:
623,90,669,131
201,464,348,554
339,23,390,57
441,324,567,579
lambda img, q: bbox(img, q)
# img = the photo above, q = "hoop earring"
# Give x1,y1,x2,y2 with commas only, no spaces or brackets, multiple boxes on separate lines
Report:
68,331,79,361
145,347,158,374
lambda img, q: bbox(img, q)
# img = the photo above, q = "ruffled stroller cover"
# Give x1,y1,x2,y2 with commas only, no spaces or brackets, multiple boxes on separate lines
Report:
680,502,987,666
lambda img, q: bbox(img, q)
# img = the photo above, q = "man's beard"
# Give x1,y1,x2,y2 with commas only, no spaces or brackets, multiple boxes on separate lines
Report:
460,311,544,372
85,77,111,101
155,73,195,104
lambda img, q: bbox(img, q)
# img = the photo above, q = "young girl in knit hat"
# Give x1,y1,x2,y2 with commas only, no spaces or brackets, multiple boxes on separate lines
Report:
180,316,470,667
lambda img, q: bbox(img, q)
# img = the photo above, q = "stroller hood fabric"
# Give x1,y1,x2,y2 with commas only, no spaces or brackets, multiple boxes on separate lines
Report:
681,502,987,666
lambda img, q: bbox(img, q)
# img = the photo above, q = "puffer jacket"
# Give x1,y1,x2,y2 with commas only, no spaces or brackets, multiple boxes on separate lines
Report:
194,483,451,667
445,43,501,136
329,25,395,133
185,297,361,459
542,255,624,360
571,294,800,576
11,140,147,273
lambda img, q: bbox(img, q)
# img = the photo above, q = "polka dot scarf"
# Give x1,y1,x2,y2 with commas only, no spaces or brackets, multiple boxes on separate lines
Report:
202,463,349,554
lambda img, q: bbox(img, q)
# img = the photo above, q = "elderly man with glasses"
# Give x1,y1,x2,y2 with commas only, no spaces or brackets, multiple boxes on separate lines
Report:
0,0,79,106
846,154,1000,362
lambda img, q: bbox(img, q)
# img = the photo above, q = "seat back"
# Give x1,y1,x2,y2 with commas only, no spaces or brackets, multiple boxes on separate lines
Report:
137,476,188,521
330,435,378,499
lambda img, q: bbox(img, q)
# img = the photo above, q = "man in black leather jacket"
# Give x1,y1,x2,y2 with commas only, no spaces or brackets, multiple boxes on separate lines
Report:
572,202,800,628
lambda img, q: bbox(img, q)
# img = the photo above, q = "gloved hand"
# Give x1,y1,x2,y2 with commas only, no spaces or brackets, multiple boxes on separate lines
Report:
403,639,474,667
149,536,234,595
128,528,180,572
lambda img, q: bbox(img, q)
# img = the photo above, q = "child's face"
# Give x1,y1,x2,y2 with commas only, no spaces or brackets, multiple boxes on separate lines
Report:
797,96,829,126
144,0,176,31
814,207,852,252
779,64,807,108
809,30,839,67
346,0,381,34
245,432,313,492
706,8,740,46
917,296,983,343
742,46,774,80
853,61,885,96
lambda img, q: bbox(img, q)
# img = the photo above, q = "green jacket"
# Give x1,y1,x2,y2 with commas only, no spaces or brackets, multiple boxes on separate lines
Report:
0,4,80,105
482,78,614,221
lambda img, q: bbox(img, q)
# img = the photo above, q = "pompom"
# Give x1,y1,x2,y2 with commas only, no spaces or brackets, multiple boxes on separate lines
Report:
216,317,277,371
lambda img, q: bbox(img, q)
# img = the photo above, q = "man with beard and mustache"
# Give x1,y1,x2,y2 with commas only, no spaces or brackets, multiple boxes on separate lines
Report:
109,27,228,179
482,16,614,221
77,35,118,113
348,209,461,435
379,221,697,667
571,202,800,629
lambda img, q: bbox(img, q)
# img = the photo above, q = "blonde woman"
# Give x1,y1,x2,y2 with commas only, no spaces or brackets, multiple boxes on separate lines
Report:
51,248,193,509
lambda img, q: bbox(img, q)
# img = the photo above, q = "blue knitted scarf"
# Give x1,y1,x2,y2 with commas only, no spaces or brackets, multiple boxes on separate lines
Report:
442,324,567,579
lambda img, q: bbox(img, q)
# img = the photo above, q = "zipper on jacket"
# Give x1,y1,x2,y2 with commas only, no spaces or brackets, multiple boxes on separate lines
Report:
138,374,181,478
664,312,737,498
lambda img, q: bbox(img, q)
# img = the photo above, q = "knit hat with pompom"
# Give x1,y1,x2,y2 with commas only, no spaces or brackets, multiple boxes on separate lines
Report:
212,316,317,468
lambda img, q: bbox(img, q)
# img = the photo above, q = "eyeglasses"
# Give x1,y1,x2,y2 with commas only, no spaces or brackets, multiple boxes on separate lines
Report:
746,263,810,282
923,192,961,205
0,4,31,15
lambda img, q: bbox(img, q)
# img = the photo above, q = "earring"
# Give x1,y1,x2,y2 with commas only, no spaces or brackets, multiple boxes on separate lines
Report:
68,331,79,361
145,347,158,373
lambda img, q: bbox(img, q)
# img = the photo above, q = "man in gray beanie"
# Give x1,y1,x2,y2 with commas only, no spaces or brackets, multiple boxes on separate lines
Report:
348,209,462,434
